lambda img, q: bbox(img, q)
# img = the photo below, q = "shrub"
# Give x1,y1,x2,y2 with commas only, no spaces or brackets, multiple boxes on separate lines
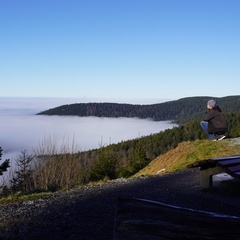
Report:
89,148,118,181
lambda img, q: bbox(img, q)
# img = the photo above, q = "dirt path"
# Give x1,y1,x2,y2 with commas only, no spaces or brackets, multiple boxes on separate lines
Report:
1,168,240,240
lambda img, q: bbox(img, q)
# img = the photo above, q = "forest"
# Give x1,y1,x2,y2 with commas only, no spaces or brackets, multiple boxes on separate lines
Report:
37,95,240,124
1,96,240,196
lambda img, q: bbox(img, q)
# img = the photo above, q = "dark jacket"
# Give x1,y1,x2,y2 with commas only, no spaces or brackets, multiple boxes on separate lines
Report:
203,106,228,134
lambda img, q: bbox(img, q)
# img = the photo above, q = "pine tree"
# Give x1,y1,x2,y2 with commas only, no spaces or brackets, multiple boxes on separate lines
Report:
89,148,117,181
11,150,34,193
0,147,10,176
129,139,149,174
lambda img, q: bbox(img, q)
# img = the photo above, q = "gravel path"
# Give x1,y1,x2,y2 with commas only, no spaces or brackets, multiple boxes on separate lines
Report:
1,168,240,240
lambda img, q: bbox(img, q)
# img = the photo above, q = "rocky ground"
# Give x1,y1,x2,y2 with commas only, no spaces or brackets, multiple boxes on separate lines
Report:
1,168,240,240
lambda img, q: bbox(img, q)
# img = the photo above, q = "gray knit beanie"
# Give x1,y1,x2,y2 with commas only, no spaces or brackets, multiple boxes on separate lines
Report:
207,99,216,108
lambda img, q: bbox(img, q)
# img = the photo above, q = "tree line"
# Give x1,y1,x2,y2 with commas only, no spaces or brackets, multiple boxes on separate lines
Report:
1,111,240,197
37,95,240,124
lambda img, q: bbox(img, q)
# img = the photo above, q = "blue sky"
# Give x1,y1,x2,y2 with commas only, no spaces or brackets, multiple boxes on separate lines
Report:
1,0,239,101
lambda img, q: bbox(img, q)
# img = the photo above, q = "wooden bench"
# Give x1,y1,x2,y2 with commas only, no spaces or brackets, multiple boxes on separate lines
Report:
187,155,240,188
113,198,240,239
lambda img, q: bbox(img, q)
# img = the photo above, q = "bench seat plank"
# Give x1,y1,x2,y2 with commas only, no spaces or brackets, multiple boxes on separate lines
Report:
186,155,240,188
217,159,240,167
211,155,240,161
227,165,240,173
187,160,216,168
187,156,240,169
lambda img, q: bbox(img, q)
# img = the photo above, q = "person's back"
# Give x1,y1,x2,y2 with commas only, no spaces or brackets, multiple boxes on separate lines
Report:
200,99,228,140
203,105,228,135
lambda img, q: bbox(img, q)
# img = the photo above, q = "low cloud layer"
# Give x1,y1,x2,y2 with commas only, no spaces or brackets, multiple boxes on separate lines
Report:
0,97,177,161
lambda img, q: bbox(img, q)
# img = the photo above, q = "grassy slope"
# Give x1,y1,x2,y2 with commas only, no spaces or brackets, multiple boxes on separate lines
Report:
1,138,240,204
134,138,240,177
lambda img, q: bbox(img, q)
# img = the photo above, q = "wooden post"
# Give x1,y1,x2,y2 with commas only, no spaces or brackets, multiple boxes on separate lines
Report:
200,166,224,188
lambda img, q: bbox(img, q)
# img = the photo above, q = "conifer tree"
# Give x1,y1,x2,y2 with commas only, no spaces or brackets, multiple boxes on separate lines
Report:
89,148,117,181
0,147,10,176
11,150,34,193
129,139,149,174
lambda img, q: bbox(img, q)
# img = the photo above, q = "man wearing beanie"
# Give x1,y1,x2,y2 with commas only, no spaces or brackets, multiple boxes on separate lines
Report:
200,99,228,140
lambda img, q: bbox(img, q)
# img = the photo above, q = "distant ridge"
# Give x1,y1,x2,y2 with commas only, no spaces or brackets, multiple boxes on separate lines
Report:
37,95,240,124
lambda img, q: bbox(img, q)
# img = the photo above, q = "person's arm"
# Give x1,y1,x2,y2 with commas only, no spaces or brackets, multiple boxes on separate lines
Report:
203,110,215,121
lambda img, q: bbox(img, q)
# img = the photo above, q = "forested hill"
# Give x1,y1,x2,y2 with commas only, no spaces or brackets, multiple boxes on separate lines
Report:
37,95,240,124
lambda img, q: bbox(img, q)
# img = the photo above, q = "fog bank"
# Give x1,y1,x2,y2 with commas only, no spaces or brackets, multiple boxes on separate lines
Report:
0,97,177,161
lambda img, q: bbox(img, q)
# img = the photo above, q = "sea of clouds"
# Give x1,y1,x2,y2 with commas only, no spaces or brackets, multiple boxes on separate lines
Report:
0,97,177,163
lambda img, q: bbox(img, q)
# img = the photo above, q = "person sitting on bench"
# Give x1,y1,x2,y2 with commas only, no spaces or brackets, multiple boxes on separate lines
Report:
200,99,228,141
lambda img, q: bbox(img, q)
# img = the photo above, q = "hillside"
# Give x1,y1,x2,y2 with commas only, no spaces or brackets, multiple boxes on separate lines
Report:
1,139,240,240
37,95,240,124
134,138,240,177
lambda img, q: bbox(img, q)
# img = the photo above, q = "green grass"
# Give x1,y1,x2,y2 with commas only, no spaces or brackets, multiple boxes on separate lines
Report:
0,191,51,205
135,139,240,177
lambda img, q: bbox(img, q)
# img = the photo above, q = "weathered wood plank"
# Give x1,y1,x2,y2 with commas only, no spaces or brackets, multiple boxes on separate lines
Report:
114,198,240,240
211,155,240,161
234,171,240,176
187,156,240,187
227,165,240,172
187,156,240,169
217,158,240,167
186,159,215,169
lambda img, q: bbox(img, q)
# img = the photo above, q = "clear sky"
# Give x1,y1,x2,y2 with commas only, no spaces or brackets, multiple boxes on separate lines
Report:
1,0,239,101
